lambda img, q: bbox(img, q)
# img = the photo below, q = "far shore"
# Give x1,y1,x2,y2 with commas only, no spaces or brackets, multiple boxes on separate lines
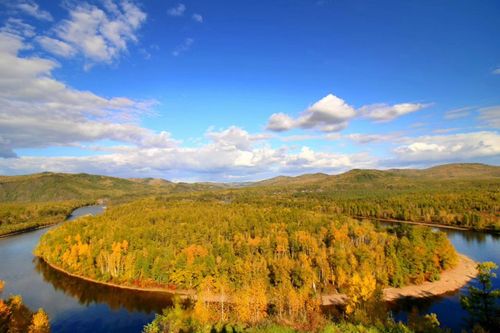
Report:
0,204,104,239
352,216,469,231
38,254,477,306
352,216,499,234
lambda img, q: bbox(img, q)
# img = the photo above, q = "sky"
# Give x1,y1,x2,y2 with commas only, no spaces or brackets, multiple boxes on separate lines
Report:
0,0,499,182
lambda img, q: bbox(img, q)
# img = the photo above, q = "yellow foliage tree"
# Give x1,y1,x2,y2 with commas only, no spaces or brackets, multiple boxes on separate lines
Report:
28,308,50,333
345,272,377,315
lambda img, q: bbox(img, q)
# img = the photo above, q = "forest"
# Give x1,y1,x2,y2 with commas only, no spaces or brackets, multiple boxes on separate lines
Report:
0,172,221,235
223,185,499,231
35,197,459,330
0,201,85,236
1,164,498,236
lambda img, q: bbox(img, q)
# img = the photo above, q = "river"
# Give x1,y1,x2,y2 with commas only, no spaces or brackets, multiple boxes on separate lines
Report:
0,206,498,332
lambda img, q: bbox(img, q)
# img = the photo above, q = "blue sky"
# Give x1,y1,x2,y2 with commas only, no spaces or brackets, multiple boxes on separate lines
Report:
0,0,499,181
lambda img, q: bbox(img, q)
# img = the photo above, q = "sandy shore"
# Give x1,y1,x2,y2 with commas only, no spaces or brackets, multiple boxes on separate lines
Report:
321,254,477,305
40,254,477,306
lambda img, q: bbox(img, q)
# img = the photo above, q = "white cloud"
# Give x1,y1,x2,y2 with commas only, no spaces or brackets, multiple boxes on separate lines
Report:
324,133,342,141
168,4,186,17
267,94,431,133
432,128,461,134
394,131,500,162
360,103,429,122
36,36,76,58
45,1,146,64
492,68,500,75
298,94,355,131
0,136,377,181
16,1,53,21
192,13,203,23
283,147,376,172
172,38,194,56
444,106,474,120
0,31,163,157
279,134,321,142
477,106,500,128
267,113,296,132
0,18,36,38
267,94,355,132
345,133,401,144
206,126,270,151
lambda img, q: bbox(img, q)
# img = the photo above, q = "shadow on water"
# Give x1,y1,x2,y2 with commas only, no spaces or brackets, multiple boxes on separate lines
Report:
445,228,500,244
34,257,174,314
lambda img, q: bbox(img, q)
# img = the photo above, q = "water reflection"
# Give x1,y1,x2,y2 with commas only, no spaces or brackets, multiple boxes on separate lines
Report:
445,229,500,244
34,258,173,314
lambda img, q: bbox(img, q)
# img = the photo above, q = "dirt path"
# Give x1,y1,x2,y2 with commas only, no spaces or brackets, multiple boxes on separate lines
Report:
321,254,477,305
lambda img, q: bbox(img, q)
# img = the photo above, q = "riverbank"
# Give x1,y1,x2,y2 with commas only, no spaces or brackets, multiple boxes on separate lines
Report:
39,258,195,298
0,224,56,239
322,254,477,305
383,254,477,301
0,204,105,239
39,254,477,306
353,216,470,231
354,216,500,234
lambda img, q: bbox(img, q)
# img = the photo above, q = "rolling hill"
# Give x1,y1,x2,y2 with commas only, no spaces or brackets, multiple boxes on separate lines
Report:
0,172,224,203
251,163,500,189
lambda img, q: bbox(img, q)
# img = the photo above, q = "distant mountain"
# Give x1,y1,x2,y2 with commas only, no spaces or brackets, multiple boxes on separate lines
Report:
251,163,500,189
1,163,498,202
0,172,221,202
254,173,330,187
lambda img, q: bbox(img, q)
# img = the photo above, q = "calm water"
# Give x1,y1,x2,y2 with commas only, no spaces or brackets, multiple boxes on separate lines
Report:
0,208,498,332
0,206,172,333
389,228,500,332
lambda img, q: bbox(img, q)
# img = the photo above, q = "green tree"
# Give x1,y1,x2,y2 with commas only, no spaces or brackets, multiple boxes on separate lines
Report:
460,262,500,331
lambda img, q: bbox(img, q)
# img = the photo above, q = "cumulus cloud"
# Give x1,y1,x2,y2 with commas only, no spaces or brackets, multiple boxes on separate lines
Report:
267,94,355,133
206,126,270,151
298,94,355,131
394,131,500,162
267,94,431,133
168,4,186,16
267,113,296,132
360,103,430,122
284,147,375,171
0,31,165,158
0,137,377,181
492,68,500,75
34,1,147,65
16,1,53,21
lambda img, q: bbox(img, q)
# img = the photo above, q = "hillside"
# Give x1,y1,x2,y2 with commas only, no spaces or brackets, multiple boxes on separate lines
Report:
0,172,223,203
1,164,498,235
252,163,500,189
